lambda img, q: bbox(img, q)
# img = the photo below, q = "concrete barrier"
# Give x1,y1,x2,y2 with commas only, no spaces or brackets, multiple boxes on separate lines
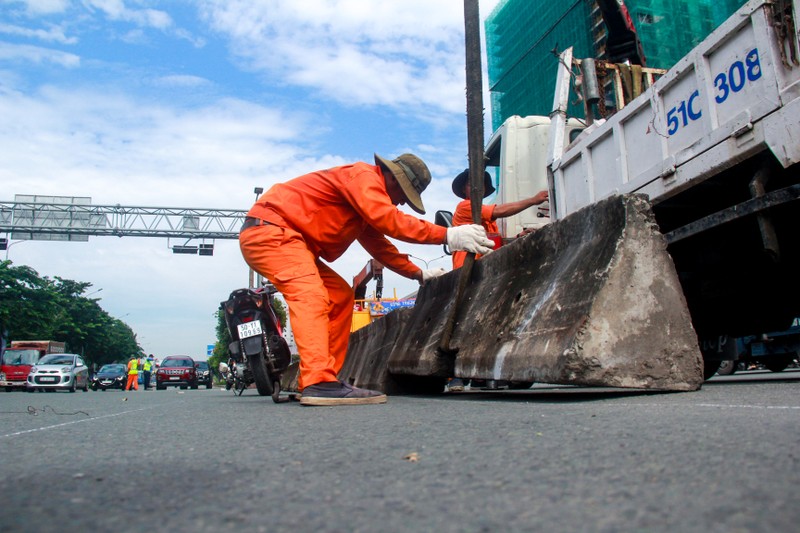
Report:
386,194,703,391
283,194,704,393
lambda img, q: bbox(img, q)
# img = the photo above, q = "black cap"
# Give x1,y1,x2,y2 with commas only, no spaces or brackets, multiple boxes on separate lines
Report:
452,169,496,199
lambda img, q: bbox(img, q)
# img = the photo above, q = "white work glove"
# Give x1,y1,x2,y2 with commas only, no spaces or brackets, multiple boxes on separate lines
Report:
421,267,447,284
446,224,495,255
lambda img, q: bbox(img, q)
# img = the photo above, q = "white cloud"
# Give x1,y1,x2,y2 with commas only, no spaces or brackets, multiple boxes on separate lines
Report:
83,0,172,30
0,41,80,67
0,21,78,44
0,85,320,207
5,0,70,16
152,74,211,88
197,0,469,114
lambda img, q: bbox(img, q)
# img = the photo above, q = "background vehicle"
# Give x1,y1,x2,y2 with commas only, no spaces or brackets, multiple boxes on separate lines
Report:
1,340,65,391
715,318,800,375
27,353,89,392
195,360,213,389
155,356,198,390
90,363,127,391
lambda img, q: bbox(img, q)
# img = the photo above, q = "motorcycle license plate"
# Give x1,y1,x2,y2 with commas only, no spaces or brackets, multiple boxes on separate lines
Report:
237,321,263,339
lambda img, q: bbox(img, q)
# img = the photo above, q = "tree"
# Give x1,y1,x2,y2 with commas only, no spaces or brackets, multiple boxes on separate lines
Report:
0,260,140,367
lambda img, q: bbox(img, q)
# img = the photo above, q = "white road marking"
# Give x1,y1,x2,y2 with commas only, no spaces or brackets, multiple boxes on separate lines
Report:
0,405,163,439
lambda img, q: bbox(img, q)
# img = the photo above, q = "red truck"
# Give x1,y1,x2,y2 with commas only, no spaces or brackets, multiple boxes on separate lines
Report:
0,340,66,391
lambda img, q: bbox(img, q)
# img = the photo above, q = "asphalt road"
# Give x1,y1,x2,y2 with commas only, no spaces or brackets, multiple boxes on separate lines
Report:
1,370,798,533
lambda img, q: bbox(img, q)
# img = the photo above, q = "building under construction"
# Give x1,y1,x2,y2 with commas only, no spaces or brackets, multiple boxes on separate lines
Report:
485,0,748,129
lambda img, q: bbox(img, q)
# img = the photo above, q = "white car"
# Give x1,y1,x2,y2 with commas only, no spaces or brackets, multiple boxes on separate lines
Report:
27,354,90,392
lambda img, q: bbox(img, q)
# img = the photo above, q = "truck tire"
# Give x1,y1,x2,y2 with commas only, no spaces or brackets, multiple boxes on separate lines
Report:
390,375,447,395
703,360,722,380
765,355,793,373
716,360,737,376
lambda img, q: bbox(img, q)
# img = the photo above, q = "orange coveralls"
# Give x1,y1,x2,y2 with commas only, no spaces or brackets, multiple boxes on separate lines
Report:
451,200,498,269
239,162,447,390
125,359,139,391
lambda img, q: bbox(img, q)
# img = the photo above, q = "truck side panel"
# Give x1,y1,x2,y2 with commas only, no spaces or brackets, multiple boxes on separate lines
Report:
551,0,800,218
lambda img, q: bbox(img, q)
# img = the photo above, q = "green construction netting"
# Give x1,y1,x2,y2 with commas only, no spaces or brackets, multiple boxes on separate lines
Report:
485,0,748,129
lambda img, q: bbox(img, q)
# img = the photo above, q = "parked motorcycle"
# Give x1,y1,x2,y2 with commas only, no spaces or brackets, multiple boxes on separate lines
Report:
220,284,292,403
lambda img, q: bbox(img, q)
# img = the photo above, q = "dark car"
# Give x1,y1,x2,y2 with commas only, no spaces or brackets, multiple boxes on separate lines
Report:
91,363,127,391
195,360,213,389
155,356,198,390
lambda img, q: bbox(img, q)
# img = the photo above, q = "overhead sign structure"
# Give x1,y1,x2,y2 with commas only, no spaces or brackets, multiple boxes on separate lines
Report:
0,198,247,240
9,195,98,242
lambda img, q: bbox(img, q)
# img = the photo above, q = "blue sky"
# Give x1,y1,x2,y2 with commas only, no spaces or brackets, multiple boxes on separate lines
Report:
1,0,501,357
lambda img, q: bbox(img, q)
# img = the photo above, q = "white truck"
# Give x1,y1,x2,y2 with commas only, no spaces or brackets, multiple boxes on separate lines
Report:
486,0,800,377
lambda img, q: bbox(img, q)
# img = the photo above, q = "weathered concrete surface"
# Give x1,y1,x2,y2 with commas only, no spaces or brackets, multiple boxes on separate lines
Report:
282,308,421,394
385,194,703,391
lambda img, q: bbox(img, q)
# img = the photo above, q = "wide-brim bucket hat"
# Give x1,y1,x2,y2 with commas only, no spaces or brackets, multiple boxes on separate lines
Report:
374,153,431,214
452,168,496,199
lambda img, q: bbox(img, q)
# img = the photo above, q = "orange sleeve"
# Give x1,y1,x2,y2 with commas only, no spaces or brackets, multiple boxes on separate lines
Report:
358,226,420,279
341,167,446,245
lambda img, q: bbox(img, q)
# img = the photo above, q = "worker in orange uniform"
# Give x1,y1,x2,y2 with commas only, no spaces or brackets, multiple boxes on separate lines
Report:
239,153,495,406
448,169,549,393
125,355,139,391
451,168,549,270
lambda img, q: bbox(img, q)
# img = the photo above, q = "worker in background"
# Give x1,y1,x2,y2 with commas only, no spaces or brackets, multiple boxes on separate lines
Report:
125,355,139,391
240,153,494,406
448,169,549,393
450,168,549,270
142,354,153,390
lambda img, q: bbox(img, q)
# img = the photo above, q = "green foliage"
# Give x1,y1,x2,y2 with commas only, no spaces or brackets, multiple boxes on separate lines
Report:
273,297,287,329
0,260,140,369
207,308,230,374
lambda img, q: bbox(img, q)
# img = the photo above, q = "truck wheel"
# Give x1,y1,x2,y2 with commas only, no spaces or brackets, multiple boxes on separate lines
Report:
703,360,721,380
716,360,737,376
391,375,447,395
765,356,793,373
